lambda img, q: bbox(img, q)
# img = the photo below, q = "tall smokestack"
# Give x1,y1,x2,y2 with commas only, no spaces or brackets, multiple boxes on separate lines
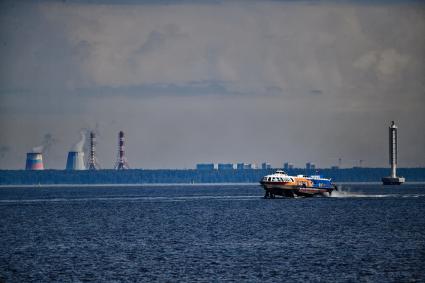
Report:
114,131,130,169
25,152,44,170
66,151,85,170
87,132,100,170
382,121,405,185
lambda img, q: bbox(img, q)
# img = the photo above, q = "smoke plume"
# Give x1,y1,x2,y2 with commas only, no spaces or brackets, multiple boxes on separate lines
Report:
79,124,102,153
31,133,56,153
71,131,86,152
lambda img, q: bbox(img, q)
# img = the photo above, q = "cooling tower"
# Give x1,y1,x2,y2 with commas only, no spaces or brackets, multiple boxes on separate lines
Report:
66,151,86,170
25,152,44,170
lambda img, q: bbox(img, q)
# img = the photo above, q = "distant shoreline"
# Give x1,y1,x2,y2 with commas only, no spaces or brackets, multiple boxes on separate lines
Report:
1,182,425,189
1,168,424,185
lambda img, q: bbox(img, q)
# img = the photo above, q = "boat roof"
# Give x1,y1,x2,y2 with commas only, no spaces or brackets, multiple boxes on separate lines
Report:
262,170,289,178
262,170,332,181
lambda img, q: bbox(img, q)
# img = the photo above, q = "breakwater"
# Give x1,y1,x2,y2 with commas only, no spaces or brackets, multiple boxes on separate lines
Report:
1,168,424,185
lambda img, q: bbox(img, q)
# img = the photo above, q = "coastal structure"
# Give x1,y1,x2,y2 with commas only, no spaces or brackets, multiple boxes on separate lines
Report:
382,121,405,185
25,152,44,170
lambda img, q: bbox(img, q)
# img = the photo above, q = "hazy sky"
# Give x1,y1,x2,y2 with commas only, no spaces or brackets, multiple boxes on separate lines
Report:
0,0,424,169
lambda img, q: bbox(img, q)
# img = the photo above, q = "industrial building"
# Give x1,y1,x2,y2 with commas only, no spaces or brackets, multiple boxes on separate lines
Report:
261,162,271,169
236,163,253,170
218,163,234,170
196,163,215,170
283,162,294,170
306,162,316,170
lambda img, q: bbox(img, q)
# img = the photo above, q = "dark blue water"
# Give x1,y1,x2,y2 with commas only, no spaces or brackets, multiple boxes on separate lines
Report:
0,184,424,282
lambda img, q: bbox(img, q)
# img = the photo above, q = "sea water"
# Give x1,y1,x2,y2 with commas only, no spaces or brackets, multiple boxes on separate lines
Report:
0,184,424,282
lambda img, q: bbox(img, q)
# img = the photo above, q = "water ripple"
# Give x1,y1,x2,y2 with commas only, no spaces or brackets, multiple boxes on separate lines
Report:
0,184,424,282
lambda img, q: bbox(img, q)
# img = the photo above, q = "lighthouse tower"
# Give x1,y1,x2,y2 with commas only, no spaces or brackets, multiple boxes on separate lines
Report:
382,121,405,185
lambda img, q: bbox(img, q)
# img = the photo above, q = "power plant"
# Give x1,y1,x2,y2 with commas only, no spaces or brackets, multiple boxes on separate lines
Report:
382,121,405,185
66,151,86,170
87,132,100,170
18,123,411,177
114,131,130,169
25,152,44,170
23,130,133,170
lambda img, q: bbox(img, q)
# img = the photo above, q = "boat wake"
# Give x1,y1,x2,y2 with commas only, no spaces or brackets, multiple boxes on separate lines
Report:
331,191,425,198
331,191,392,198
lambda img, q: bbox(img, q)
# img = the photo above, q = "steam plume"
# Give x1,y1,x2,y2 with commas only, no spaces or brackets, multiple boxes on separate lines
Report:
32,133,56,153
72,131,86,152
80,124,101,153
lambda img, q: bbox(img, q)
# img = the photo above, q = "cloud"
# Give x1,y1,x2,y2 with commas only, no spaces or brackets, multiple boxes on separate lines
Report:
353,49,410,79
353,51,379,70
377,49,409,77
310,89,323,95
42,2,349,92
135,24,187,55
10,1,417,102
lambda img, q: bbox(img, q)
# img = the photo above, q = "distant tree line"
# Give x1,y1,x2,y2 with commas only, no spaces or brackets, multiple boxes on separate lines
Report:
0,168,424,185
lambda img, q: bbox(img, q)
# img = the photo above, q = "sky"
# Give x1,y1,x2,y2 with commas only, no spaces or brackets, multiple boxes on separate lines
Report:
0,0,424,169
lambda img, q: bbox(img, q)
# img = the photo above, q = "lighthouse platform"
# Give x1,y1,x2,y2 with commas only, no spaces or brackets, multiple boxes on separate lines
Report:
382,176,405,185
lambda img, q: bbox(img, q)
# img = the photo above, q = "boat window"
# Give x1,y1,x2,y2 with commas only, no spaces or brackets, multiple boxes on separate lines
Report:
268,177,271,181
